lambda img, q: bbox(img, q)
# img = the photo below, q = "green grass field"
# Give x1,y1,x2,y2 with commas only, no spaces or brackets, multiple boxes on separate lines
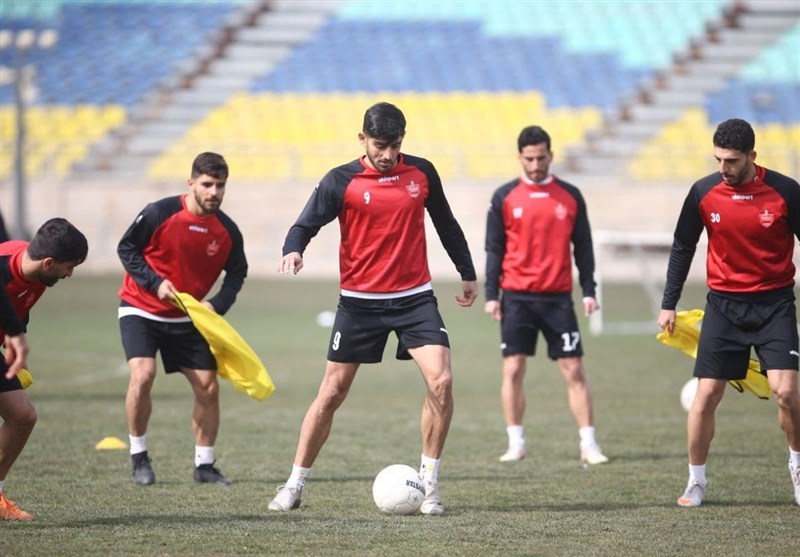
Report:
2,276,798,557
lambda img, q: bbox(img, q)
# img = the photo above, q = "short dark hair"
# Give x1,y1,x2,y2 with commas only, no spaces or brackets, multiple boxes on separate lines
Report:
713,118,755,153
362,102,406,142
191,152,228,180
27,218,88,264
517,126,551,152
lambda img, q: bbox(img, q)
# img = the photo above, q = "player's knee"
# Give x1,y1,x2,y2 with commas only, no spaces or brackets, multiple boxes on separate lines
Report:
426,371,453,404
317,382,350,411
773,385,800,412
196,378,220,402
129,368,156,391
12,403,37,433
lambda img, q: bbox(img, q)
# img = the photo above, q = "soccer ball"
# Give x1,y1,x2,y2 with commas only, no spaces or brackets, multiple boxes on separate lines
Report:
680,377,698,412
372,464,425,515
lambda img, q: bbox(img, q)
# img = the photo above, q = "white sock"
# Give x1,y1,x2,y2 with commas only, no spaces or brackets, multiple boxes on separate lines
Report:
506,425,525,448
420,454,440,484
790,448,800,468
689,463,707,485
578,426,597,449
287,464,311,489
129,434,147,455
195,446,214,467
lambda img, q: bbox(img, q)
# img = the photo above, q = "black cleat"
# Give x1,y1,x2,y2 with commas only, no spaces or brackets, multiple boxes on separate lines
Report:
193,461,232,486
132,451,155,486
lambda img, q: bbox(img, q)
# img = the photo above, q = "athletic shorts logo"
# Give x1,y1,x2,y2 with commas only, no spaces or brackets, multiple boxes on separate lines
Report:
406,181,420,199
207,240,220,256
759,209,774,228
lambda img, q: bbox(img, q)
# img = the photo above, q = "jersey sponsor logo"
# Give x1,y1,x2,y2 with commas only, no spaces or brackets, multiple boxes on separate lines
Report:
528,192,549,198
759,209,774,228
206,240,220,256
731,194,753,201
406,181,420,199
554,203,567,220
378,175,399,183
189,224,208,233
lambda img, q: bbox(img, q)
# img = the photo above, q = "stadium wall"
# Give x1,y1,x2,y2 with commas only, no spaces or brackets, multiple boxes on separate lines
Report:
2,174,717,285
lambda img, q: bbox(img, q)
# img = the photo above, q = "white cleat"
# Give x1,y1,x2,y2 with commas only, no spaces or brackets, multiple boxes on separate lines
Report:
677,480,706,508
499,446,527,462
789,463,800,506
420,481,444,516
580,445,609,465
268,484,302,512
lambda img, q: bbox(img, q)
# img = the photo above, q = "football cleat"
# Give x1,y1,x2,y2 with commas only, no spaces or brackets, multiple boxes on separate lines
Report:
193,461,232,486
677,480,707,508
499,445,527,462
268,484,303,512
580,445,609,465
0,493,33,521
131,451,155,486
789,462,800,506
420,481,444,516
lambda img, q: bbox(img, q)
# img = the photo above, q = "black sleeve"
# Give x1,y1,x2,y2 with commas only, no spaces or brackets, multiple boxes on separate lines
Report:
484,187,507,301
207,213,248,316
569,187,597,299
421,160,477,281
117,199,177,293
0,261,25,336
661,184,705,310
766,169,800,242
282,166,352,256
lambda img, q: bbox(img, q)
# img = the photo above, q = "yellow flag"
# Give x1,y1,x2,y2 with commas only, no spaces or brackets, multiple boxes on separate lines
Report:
18,368,33,389
656,309,770,400
174,293,275,401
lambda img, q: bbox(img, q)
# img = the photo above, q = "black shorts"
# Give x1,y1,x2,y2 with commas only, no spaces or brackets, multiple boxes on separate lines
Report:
327,291,449,363
119,314,216,374
695,289,799,380
500,291,583,360
0,357,23,393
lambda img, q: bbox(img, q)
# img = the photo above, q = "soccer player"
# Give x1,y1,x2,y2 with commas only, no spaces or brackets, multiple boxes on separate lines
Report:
268,102,478,515
0,218,88,520
658,118,800,508
484,125,608,465
118,152,248,487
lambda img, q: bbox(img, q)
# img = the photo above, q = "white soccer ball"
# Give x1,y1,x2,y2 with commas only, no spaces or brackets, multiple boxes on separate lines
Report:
372,464,425,515
680,377,698,412
315,311,335,327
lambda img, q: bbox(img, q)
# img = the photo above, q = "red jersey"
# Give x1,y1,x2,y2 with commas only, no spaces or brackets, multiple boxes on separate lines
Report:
117,195,248,318
662,165,800,309
485,175,596,300
282,154,475,294
0,241,46,338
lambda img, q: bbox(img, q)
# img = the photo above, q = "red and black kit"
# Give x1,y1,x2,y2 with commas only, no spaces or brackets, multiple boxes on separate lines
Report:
283,153,476,293
117,195,248,317
662,165,800,310
1,240,42,391
484,175,596,301
0,241,43,339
